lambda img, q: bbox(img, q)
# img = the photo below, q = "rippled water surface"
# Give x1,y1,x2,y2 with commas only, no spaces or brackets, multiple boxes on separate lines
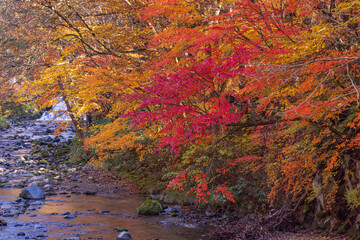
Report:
0,189,205,240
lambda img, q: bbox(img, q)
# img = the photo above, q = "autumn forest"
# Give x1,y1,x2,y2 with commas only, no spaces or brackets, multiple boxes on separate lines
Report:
1,0,360,238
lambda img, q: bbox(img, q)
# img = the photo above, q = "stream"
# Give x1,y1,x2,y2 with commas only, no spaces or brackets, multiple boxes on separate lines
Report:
0,118,207,240
0,189,204,240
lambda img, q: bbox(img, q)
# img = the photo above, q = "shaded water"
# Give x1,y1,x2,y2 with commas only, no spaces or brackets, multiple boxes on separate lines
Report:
0,189,205,240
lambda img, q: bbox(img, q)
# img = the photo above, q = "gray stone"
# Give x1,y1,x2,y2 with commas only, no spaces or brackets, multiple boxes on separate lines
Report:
62,212,76,219
30,200,45,205
99,210,110,214
150,195,159,200
19,186,45,199
173,205,181,210
29,181,39,187
160,217,183,226
2,212,16,217
164,207,173,213
116,231,132,240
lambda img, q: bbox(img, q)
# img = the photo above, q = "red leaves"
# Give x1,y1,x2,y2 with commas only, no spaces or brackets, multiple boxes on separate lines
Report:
131,47,254,155
167,171,235,203
130,0,360,205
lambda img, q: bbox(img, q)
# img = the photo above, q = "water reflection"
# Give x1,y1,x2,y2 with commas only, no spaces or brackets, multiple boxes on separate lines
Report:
0,189,205,240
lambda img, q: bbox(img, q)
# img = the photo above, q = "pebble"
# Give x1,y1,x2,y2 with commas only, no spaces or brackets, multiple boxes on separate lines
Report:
99,210,110,214
63,213,76,219
116,231,132,240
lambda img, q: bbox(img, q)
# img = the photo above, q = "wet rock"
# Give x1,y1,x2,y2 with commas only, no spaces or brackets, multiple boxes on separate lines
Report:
63,214,76,219
160,217,183,226
3,211,18,217
99,210,110,214
164,207,173,213
19,185,45,199
137,199,163,215
30,200,45,205
0,219,7,226
29,181,40,187
20,173,35,178
15,162,25,167
116,231,132,240
62,212,76,219
44,184,54,190
183,223,199,228
17,232,26,236
205,211,214,217
83,190,97,195
115,227,128,232
150,195,159,200
36,233,47,238
173,205,181,210
15,197,26,203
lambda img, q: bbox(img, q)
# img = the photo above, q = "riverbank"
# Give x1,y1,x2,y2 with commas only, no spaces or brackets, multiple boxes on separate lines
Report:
0,119,351,240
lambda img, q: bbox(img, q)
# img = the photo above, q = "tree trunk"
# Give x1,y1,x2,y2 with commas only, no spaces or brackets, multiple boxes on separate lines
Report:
57,77,86,142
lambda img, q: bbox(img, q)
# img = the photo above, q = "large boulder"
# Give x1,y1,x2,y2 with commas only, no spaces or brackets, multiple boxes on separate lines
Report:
19,186,45,200
137,199,163,215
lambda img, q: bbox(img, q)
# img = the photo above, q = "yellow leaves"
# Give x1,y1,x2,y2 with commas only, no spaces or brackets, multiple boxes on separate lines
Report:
84,117,161,163
337,1,360,12
219,43,235,58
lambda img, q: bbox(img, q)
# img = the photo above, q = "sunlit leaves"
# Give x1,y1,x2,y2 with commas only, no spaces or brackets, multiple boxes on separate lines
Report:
6,0,360,207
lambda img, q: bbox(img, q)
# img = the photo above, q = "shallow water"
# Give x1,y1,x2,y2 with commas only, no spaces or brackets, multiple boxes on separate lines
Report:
0,189,205,240
0,121,206,239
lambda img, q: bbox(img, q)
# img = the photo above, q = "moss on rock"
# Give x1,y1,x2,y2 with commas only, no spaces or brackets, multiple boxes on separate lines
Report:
137,199,163,215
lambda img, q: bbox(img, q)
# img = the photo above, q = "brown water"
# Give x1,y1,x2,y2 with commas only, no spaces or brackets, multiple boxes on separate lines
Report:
0,189,206,240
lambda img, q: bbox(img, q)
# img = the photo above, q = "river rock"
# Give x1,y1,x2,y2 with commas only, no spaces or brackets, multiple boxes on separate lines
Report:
62,212,76,219
99,210,110,214
137,199,163,215
0,219,7,226
30,200,45,205
116,231,132,240
160,217,183,226
19,186,45,199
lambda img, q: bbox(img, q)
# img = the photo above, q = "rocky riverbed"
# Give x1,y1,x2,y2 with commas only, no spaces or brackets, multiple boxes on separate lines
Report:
0,120,210,240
